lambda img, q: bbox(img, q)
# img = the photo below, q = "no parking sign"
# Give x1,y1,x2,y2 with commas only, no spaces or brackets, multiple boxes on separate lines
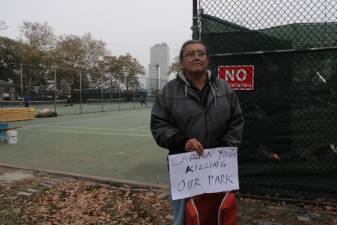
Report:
218,65,254,90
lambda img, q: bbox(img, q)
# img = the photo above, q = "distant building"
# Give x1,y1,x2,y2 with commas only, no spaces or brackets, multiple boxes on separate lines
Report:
148,43,170,91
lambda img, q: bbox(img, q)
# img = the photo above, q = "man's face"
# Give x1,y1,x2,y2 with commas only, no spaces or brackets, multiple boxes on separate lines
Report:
182,43,208,75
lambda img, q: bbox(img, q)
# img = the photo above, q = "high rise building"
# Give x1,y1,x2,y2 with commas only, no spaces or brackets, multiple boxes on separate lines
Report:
148,43,170,91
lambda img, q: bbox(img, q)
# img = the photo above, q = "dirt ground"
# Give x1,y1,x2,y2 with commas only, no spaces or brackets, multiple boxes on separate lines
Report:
0,166,336,225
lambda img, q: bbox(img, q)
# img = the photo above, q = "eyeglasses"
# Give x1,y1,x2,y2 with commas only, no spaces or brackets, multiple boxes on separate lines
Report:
183,51,207,59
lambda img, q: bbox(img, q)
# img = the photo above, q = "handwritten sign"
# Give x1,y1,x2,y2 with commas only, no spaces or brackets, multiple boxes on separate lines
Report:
168,147,239,200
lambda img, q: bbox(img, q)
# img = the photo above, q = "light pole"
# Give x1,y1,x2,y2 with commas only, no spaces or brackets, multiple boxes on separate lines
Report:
54,67,57,113
192,0,200,40
156,64,160,90
20,64,23,97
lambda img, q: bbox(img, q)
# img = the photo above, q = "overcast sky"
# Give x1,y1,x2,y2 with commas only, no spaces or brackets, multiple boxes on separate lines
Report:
0,0,193,73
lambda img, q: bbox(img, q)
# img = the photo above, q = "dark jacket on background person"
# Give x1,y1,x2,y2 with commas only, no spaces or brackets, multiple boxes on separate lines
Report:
151,70,244,155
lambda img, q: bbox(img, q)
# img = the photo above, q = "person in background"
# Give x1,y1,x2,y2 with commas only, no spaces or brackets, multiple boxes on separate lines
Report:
64,93,73,107
140,95,146,107
150,40,244,225
23,95,30,108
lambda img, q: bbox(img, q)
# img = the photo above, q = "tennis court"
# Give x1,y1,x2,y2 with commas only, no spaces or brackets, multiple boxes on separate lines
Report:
0,98,153,115
0,107,169,186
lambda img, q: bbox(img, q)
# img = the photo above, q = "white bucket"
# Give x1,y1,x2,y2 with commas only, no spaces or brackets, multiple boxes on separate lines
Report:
6,130,17,144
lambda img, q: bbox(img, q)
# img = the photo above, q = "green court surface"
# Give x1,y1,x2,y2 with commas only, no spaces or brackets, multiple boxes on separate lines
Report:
0,108,169,186
1,100,153,116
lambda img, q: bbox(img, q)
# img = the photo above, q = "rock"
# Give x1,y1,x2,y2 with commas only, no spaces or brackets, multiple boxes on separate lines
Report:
41,179,57,185
86,181,97,186
133,188,149,192
4,196,18,200
165,215,173,220
17,191,32,197
145,192,155,198
40,182,53,188
158,192,169,199
118,187,130,192
65,177,77,183
99,183,111,189
26,188,38,193
297,216,311,222
0,172,33,183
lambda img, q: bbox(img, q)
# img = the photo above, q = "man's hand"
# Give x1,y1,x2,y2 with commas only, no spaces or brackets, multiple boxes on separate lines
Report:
185,138,204,156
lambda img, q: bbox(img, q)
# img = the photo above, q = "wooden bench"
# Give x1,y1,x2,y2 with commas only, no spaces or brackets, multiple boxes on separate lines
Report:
0,108,35,122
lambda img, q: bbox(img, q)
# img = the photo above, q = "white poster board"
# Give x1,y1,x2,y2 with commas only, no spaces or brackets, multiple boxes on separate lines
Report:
168,147,239,200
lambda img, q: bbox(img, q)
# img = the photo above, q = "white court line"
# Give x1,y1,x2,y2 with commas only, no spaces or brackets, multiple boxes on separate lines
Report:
128,125,148,130
25,114,136,128
33,125,149,132
22,128,152,137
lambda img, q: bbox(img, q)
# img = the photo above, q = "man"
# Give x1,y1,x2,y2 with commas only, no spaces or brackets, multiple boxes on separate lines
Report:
150,40,244,225
23,95,30,108
140,95,146,107
64,93,73,107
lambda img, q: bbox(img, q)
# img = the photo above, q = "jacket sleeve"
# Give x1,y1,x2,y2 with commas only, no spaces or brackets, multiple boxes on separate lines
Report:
150,93,189,153
220,91,244,147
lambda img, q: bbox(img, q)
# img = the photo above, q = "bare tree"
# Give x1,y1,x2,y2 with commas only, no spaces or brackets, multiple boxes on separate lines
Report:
81,33,107,72
20,21,56,50
54,34,84,69
168,56,182,74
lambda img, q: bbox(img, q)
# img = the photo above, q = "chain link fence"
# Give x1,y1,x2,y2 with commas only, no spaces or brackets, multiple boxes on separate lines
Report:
197,0,337,199
0,63,166,115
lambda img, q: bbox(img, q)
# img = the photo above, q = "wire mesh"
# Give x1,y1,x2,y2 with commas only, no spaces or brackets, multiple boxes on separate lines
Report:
0,63,158,116
198,0,337,199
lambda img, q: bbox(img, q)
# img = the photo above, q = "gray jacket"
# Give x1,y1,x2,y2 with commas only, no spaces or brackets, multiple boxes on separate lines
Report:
151,70,244,155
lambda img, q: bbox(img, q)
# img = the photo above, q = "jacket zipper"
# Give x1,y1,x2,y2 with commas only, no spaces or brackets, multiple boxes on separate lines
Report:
205,109,208,139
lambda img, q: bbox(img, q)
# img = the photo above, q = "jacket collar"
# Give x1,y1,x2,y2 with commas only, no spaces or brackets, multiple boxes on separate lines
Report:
177,69,213,86
177,69,218,107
